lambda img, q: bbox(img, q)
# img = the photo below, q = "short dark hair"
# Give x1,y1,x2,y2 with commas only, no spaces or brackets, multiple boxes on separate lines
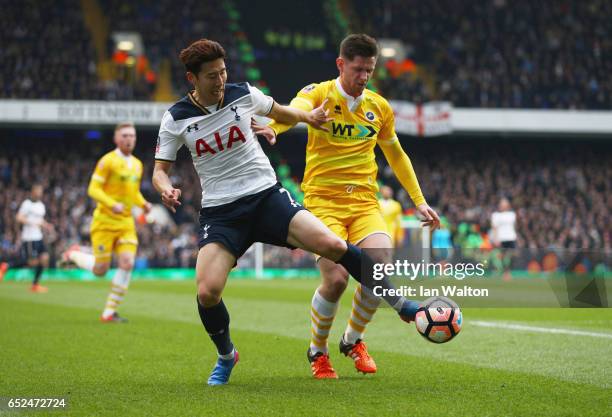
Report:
179,39,226,74
339,34,378,60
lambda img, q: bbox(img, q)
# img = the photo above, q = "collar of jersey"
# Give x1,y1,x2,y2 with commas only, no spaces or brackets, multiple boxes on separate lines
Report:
335,77,363,113
115,148,131,160
115,148,133,168
188,90,224,115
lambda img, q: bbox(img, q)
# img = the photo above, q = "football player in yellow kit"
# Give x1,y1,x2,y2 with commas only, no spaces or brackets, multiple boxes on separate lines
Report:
379,185,405,247
257,34,440,378
63,122,152,322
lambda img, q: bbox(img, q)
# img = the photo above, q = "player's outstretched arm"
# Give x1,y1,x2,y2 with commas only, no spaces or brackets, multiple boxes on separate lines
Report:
88,176,123,214
267,99,332,132
152,160,182,213
379,140,441,230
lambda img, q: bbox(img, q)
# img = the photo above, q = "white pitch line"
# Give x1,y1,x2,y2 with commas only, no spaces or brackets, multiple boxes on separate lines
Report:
471,320,612,339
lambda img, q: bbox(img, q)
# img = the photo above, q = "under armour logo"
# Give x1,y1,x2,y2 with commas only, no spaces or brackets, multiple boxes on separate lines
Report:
230,106,241,121
187,123,199,132
203,224,210,239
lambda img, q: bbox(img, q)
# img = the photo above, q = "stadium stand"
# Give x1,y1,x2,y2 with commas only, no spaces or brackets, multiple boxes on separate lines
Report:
352,0,611,109
0,1,609,270
100,0,247,99
380,139,611,251
1,135,609,268
1,0,101,99
3,0,610,108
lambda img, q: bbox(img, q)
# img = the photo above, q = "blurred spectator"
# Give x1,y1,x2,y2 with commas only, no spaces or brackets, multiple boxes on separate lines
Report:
377,140,611,251
1,0,101,99
3,0,610,109
102,0,245,98
356,0,612,109
0,135,313,268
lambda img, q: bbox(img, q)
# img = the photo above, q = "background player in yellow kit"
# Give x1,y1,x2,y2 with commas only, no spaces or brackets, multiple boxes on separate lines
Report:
379,185,404,247
258,34,441,378
63,122,152,322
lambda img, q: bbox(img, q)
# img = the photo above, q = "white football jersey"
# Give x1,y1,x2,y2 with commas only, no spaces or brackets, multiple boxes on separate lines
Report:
17,199,46,241
491,210,517,243
155,83,278,207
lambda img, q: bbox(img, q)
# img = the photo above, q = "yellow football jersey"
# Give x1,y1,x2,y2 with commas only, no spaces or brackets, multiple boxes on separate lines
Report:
271,79,397,195
88,149,146,229
379,197,404,245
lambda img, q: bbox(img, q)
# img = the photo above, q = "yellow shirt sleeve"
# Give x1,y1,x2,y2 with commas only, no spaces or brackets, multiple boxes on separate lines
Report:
379,139,427,207
133,160,147,208
268,83,322,136
87,155,118,209
377,99,398,143
394,201,405,243
377,99,426,207
134,191,146,208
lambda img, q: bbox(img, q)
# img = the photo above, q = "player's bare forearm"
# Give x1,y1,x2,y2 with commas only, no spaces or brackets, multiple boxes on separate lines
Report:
267,102,307,126
153,161,182,213
152,161,174,194
268,97,314,135
16,213,27,225
268,99,331,132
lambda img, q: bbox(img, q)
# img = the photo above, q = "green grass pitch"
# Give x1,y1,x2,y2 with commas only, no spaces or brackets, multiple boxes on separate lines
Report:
1,279,610,416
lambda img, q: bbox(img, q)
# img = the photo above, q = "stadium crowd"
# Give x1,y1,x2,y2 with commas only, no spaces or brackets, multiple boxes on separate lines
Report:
361,0,612,109
2,0,610,109
1,0,100,100
101,0,245,98
1,137,609,270
381,140,610,252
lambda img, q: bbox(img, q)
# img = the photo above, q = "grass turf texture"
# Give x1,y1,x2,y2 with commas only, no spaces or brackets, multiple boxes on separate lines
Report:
1,279,610,417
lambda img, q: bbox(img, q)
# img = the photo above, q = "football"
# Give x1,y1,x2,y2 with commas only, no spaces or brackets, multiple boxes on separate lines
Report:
415,296,462,343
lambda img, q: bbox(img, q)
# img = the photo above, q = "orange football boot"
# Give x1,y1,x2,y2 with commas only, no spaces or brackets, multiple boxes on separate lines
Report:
339,337,377,374
307,349,338,379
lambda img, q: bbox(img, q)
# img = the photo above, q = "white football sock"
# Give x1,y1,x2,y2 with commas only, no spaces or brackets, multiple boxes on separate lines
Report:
69,251,95,272
102,269,131,318
309,289,339,355
344,285,381,344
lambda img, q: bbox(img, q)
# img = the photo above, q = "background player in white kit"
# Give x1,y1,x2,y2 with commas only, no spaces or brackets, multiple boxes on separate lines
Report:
491,197,518,278
152,39,422,386
0,184,54,292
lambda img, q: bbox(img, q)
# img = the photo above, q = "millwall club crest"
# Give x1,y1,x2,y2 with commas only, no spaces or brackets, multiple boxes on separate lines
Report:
230,106,241,121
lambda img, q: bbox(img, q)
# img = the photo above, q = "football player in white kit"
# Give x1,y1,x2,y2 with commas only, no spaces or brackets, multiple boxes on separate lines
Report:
152,39,423,386
0,184,53,291
491,197,518,278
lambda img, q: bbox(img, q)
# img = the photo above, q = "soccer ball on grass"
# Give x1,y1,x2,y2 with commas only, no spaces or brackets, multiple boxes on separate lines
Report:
415,296,462,343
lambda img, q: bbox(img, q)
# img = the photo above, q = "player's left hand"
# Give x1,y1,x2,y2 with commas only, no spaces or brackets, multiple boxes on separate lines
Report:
307,99,333,132
251,119,277,145
416,204,441,231
143,202,153,214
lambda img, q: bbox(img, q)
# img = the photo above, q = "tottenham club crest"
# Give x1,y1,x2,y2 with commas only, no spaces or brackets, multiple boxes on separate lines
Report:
366,111,375,121
203,224,211,239
230,106,241,121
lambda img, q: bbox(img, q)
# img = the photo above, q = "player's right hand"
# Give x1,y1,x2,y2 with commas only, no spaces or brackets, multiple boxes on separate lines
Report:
161,188,182,213
307,99,333,132
112,203,125,214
